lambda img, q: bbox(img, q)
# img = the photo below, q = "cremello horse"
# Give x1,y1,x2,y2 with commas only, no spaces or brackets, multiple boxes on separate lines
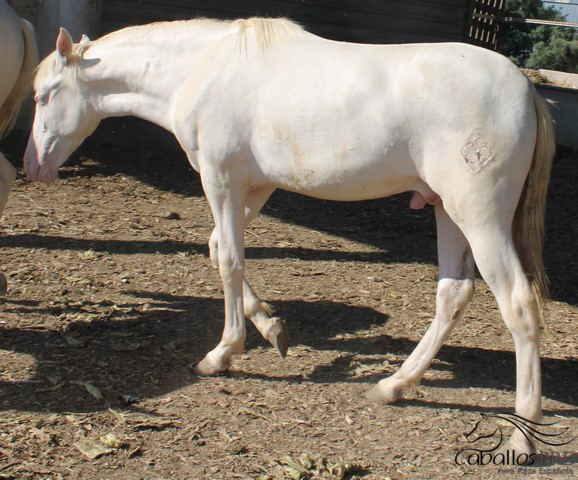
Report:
23,19,555,455
0,0,38,293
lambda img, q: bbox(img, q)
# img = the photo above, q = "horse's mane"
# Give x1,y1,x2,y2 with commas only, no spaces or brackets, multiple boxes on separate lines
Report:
236,17,307,54
98,17,307,53
101,17,306,52
34,17,307,88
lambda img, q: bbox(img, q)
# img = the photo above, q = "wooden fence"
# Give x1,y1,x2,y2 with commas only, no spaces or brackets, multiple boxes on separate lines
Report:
102,0,503,48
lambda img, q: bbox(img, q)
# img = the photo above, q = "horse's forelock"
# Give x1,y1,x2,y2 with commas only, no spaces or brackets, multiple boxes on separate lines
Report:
33,42,89,89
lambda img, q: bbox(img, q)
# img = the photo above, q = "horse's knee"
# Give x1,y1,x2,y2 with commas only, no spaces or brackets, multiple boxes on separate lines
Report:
210,229,245,278
216,249,245,287
208,228,218,268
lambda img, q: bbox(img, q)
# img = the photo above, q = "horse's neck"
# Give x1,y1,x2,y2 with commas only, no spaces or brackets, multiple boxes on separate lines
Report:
83,25,233,131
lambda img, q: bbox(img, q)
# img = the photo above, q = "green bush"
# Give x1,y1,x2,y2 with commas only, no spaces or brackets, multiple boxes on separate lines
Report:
527,36,578,72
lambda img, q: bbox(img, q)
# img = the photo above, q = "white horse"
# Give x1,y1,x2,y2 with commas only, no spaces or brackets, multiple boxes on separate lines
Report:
0,0,38,293
23,18,555,455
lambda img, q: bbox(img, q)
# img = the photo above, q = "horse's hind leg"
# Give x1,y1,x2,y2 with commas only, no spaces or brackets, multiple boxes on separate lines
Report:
368,204,475,402
464,225,542,454
0,152,16,295
208,186,289,357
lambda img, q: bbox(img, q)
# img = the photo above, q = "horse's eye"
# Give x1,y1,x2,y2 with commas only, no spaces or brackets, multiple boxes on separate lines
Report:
35,95,48,106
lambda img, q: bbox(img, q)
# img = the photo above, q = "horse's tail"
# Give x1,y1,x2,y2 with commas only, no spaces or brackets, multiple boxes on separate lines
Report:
0,19,39,138
512,87,556,324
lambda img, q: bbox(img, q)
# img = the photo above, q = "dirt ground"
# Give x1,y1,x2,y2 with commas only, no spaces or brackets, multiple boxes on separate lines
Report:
0,118,576,480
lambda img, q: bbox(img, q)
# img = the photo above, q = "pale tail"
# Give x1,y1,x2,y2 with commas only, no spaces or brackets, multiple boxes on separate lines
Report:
512,87,556,322
0,19,38,137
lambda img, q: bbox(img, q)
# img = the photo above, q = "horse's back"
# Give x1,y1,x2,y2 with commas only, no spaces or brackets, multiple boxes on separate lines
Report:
242,38,535,157
177,28,537,203
252,40,532,197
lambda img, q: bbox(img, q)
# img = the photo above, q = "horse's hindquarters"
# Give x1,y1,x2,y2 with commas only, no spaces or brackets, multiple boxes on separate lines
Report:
0,1,24,107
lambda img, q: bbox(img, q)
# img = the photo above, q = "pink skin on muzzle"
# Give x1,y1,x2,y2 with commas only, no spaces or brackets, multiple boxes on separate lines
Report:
23,131,70,184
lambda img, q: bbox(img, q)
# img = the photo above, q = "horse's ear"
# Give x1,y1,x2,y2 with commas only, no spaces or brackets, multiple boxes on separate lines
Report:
56,28,73,64
80,34,91,45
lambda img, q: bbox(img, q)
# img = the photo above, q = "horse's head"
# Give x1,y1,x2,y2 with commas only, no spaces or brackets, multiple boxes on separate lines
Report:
24,28,100,183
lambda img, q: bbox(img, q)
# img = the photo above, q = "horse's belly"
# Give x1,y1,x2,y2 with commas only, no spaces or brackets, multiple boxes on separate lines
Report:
288,176,419,201
264,154,420,201
249,97,421,201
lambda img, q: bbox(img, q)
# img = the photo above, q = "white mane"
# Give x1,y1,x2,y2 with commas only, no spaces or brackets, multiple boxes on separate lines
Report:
34,17,308,88
99,17,307,54
236,17,308,54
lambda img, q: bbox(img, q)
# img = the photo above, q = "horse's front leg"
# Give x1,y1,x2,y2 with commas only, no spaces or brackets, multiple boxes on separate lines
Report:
194,168,248,376
207,187,288,357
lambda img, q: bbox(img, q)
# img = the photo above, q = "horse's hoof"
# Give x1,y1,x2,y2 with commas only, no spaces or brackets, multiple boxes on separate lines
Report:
0,272,7,296
266,317,289,358
366,380,403,404
498,430,536,460
192,356,231,376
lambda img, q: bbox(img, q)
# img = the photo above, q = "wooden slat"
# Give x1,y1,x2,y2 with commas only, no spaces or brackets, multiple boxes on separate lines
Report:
467,0,505,49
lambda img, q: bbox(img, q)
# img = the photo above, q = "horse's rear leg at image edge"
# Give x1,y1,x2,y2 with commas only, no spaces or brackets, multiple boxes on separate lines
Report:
368,88,553,455
369,200,543,454
370,156,548,456
466,224,543,454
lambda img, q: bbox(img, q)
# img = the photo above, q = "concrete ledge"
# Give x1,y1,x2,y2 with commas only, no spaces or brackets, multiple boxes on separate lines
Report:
539,69,578,89
537,84,578,150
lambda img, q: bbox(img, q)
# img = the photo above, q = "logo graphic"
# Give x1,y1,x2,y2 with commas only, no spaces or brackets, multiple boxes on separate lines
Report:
455,413,575,466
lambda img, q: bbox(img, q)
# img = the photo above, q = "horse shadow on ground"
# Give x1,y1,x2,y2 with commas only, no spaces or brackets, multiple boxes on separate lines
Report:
2,117,576,305
1,290,576,416
259,296,578,418
0,233,399,265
